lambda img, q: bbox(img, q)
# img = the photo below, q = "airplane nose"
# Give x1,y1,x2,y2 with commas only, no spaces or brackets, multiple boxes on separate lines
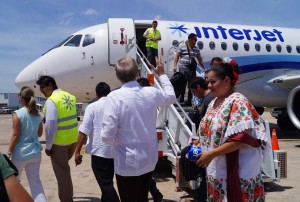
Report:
15,69,27,89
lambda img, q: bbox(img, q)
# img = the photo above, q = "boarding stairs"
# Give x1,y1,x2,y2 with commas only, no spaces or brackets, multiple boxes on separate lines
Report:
135,44,283,190
136,45,201,189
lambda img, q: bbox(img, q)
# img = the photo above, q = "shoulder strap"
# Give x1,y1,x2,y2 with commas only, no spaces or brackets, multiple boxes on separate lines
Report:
186,44,191,60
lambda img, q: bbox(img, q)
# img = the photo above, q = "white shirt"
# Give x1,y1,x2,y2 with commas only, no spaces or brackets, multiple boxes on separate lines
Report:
44,89,60,150
101,75,176,176
78,97,113,158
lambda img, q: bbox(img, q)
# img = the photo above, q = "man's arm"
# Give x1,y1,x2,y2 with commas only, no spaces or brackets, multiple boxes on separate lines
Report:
44,100,58,156
173,52,180,72
143,28,150,39
196,53,206,70
7,113,21,157
74,105,93,165
152,57,176,105
101,97,118,145
74,132,87,166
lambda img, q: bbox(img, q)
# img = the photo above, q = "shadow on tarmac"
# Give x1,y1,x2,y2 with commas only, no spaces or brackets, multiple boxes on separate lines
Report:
264,182,293,193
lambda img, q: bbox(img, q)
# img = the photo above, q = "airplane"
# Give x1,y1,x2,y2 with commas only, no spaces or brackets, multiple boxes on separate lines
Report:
15,18,300,131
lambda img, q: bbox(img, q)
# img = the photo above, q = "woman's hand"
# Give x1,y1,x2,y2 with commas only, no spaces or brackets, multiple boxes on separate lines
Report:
196,150,215,168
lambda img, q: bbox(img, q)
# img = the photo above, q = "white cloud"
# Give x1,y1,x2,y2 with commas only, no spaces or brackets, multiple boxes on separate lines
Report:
82,9,99,16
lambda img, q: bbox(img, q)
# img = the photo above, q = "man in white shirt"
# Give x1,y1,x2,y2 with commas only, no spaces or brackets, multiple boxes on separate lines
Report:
100,56,176,202
74,82,119,202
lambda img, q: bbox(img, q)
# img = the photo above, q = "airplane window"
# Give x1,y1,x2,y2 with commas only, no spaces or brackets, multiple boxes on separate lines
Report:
209,42,215,50
232,42,238,51
266,44,271,52
42,35,73,55
255,43,261,52
221,42,227,51
286,45,292,53
244,43,250,51
83,34,95,47
197,41,204,50
297,46,300,53
276,44,282,53
172,40,179,47
64,35,82,47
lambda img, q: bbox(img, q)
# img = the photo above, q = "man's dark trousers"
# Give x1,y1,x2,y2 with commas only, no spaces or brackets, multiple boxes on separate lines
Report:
91,155,120,202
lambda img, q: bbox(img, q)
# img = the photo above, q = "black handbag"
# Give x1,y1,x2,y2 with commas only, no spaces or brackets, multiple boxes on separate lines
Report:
170,72,186,98
186,44,197,71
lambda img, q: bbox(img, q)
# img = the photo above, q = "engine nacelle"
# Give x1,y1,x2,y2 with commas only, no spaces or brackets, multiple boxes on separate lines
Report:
287,86,300,129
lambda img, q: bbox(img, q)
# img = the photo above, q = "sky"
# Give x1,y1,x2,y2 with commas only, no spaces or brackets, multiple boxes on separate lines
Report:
1,0,300,93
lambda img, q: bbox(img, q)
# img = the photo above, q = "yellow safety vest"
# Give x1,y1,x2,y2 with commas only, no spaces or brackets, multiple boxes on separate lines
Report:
43,90,78,145
145,28,160,49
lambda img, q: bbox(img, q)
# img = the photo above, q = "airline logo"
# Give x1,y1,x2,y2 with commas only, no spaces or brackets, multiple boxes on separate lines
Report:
168,23,284,42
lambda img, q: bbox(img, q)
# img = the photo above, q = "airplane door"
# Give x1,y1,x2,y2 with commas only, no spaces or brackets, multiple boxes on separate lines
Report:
108,18,136,65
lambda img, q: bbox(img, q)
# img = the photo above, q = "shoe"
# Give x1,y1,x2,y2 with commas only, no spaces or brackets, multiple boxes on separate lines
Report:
153,191,163,202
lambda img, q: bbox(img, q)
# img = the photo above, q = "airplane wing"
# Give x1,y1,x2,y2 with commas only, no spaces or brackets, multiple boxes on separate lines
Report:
268,70,300,90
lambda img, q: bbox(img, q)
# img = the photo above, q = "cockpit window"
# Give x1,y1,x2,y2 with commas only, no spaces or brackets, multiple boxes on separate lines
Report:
83,34,95,47
64,35,82,47
42,35,73,55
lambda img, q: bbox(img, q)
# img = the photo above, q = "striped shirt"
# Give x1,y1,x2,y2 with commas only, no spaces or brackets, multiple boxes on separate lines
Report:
177,44,201,71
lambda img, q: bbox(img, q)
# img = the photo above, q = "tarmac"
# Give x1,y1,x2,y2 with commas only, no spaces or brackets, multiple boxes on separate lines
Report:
0,110,300,202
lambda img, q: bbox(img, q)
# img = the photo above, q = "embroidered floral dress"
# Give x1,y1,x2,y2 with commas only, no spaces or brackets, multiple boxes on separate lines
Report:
198,92,270,202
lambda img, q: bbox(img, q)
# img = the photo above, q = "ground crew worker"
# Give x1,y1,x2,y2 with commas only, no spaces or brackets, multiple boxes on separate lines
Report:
37,75,78,202
143,20,161,67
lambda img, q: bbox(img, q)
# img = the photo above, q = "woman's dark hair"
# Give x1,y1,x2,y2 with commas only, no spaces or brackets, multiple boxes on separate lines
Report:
19,86,39,116
36,75,58,90
95,82,110,98
208,62,240,86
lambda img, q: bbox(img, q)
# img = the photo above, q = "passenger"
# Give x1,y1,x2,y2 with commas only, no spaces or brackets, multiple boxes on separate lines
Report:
210,57,223,67
173,33,206,106
143,20,161,67
196,61,269,201
100,57,176,202
189,77,215,123
36,75,78,202
137,77,163,202
0,153,33,202
7,86,46,202
74,82,120,202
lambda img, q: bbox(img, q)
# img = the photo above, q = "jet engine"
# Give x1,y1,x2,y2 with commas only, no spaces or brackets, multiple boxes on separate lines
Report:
287,86,300,129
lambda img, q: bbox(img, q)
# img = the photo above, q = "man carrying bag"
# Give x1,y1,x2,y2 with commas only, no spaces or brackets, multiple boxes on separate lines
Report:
173,33,206,106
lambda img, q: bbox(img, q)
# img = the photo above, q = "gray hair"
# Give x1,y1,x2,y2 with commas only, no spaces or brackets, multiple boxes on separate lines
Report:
115,56,139,83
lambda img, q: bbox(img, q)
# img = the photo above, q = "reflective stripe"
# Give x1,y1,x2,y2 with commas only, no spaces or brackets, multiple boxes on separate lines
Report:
57,114,78,123
57,123,78,130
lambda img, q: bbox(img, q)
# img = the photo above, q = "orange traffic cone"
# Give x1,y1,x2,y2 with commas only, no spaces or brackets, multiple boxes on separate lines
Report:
271,129,280,150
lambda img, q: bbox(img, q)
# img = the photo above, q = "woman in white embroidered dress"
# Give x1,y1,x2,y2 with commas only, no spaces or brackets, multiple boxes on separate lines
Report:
196,61,270,202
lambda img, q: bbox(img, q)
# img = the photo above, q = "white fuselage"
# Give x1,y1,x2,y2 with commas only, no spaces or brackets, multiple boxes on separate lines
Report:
15,19,300,108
